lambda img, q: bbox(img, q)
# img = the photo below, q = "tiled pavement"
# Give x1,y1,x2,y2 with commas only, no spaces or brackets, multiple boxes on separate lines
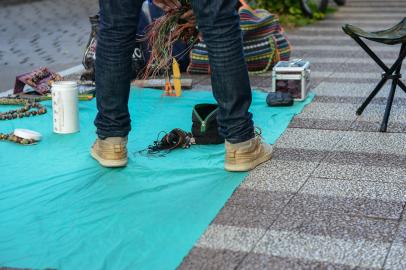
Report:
179,0,406,269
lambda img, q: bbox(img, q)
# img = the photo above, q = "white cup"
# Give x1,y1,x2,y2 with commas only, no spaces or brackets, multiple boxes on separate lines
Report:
51,81,80,134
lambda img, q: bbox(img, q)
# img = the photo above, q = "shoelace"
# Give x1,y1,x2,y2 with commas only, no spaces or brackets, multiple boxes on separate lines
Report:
254,126,263,138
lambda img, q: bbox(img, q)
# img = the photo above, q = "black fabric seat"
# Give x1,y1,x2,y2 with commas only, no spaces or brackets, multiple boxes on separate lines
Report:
343,18,406,45
342,18,406,132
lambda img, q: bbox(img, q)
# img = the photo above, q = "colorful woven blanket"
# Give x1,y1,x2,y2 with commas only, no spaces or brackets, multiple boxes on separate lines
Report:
187,5,291,74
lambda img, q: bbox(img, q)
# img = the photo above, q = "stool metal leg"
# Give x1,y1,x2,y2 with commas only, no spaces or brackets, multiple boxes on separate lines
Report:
350,38,406,130
396,43,406,94
380,43,405,132
398,80,406,93
380,79,397,132
356,77,388,115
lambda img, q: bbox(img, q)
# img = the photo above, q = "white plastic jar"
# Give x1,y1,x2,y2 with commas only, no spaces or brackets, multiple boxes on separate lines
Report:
51,81,80,134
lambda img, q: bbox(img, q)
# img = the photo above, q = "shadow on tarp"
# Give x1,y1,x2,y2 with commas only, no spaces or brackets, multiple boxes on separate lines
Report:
0,88,314,270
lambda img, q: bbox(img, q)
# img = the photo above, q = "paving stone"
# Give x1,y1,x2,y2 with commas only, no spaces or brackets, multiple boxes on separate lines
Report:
312,163,366,180
289,193,403,220
328,72,385,80
330,8,403,15
271,206,398,242
351,50,406,62
291,38,352,47
299,50,359,59
321,20,401,26
253,230,390,269
333,61,406,73
276,128,345,151
178,247,246,270
302,177,406,202
294,102,359,121
304,61,355,74
242,160,318,192
356,103,406,121
314,96,406,106
212,205,282,229
333,131,406,155
350,120,406,133
225,189,294,212
313,162,406,184
196,224,265,252
238,253,379,270
383,215,406,268
313,82,390,97
294,178,406,219
318,150,406,168
289,117,354,131
384,242,406,270
302,56,374,64
272,147,329,162
291,191,404,219
321,77,386,84
295,45,394,53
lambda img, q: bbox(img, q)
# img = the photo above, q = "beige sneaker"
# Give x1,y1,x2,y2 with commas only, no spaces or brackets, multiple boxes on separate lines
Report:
91,137,128,168
224,132,272,172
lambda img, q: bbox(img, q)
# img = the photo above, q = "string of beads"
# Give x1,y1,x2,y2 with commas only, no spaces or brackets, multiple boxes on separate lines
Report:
0,98,46,145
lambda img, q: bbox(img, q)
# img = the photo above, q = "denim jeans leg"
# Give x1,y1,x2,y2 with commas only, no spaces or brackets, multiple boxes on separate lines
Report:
94,0,143,138
190,0,255,144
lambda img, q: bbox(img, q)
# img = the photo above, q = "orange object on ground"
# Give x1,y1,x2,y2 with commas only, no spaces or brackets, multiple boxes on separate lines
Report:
165,80,174,96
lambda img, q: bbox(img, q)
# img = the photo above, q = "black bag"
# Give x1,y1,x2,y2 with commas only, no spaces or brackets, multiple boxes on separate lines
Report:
266,92,294,107
192,104,224,145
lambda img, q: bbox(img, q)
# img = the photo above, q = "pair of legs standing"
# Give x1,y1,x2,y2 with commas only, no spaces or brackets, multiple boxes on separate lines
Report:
92,0,272,170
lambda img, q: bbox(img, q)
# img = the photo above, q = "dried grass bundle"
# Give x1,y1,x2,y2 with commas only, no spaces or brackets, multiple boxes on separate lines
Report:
142,0,199,79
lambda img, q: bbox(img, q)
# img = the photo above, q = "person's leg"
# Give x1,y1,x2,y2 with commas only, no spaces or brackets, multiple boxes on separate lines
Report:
95,0,143,138
189,0,254,143
92,0,143,167
190,0,272,171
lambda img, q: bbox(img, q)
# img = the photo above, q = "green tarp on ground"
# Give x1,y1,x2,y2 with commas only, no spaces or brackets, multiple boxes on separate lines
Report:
0,88,313,270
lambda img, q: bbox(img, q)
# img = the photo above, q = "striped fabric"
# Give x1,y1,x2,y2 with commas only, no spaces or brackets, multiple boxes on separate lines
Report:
187,6,291,74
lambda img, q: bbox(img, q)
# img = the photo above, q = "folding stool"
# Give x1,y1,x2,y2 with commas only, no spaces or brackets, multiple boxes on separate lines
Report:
343,18,406,132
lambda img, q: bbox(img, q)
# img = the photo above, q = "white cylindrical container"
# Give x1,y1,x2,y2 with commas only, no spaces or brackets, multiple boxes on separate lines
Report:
52,81,80,134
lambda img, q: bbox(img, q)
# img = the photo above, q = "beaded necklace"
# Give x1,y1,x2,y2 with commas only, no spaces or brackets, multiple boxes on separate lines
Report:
0,98,47,145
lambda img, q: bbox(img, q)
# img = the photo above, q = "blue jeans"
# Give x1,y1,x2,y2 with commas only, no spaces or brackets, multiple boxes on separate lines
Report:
95,0,254,143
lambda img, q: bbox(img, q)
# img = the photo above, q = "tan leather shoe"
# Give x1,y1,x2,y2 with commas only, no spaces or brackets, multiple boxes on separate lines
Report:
91,137,128,168
224,132,272,172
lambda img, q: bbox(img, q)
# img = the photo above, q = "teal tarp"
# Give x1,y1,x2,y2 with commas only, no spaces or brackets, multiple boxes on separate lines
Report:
0,88,313,270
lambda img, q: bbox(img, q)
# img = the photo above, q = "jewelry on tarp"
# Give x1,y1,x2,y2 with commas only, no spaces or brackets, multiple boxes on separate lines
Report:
0,98,47,121
0,132,38,145
0,98,46,145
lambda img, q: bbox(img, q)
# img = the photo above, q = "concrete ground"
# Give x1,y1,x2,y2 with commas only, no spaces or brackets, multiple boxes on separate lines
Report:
179,0,406,269
0,0,98,91
2,0,406,269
